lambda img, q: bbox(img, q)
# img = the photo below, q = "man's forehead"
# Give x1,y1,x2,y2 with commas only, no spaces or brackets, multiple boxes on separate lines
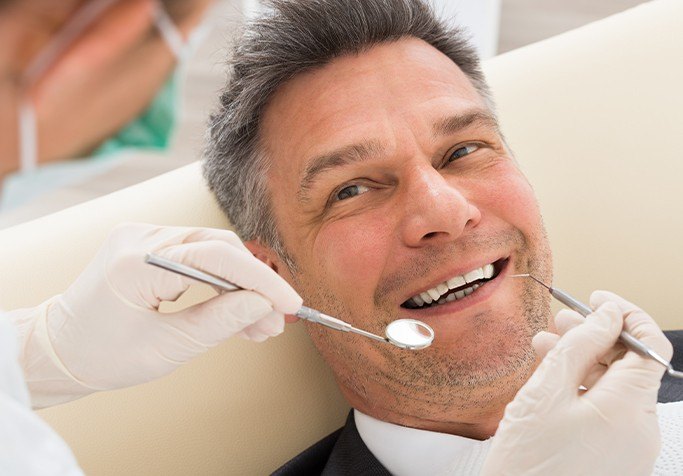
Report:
260,38,487,183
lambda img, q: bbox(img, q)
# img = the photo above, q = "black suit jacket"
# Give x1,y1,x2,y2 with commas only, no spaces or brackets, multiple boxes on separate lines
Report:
273,331,683,476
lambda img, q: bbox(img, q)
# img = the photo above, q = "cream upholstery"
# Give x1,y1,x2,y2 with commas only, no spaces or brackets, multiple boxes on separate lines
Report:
0,0,682,473
485,0,683,329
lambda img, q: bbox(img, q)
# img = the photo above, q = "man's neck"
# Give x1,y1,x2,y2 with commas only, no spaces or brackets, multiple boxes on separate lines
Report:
343,386,507,440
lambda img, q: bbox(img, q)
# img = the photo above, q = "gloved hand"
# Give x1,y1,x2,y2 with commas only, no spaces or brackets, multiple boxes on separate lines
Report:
10,223,302,408
480,290,673,476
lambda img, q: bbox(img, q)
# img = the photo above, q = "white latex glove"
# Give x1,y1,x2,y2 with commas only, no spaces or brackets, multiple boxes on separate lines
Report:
481,290,673,476
0,316,83,476
9,223,302,408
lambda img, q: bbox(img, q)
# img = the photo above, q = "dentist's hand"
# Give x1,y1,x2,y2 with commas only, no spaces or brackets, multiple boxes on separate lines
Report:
481,291,672,476
11,223,302,408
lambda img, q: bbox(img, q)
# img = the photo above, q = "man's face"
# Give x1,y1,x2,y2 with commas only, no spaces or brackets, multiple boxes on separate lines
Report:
255,38,552,436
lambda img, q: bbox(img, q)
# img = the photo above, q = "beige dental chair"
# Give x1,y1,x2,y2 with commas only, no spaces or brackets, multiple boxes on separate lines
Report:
1,0,682,473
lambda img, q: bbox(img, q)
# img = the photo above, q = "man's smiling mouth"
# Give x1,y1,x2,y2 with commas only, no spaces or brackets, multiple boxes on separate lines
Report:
401,259,507,309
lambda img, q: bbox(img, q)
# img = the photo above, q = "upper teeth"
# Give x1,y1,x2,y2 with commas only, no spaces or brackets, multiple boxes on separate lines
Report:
409,263,495,307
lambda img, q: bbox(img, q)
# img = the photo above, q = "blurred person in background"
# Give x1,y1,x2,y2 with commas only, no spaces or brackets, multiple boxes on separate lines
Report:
0,0,214,209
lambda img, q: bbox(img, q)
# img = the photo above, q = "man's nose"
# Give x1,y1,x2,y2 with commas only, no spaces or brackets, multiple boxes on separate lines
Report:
399,167,481,247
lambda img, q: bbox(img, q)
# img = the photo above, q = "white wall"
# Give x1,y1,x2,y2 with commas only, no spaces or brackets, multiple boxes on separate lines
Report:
432,0,502,59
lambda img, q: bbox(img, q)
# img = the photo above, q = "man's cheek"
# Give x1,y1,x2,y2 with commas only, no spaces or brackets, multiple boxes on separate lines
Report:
314,218,390,296
481,172,541,228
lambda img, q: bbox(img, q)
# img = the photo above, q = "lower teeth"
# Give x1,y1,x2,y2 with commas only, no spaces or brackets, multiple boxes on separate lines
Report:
413,282,484,308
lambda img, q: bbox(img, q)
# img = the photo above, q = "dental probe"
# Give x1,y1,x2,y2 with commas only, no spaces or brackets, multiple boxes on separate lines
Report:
510,274,683,379
144,253,434,350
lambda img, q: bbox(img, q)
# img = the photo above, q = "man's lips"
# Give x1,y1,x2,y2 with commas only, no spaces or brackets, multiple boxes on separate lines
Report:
399,257,509,309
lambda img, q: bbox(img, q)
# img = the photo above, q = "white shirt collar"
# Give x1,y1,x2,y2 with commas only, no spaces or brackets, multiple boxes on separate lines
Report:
354,409,492,476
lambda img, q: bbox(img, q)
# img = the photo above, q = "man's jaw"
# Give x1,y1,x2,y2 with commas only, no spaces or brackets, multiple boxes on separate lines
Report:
397,257,510,319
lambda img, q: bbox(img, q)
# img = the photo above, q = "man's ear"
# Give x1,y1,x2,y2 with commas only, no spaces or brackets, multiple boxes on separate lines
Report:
245,240,299,324
244,240,280,273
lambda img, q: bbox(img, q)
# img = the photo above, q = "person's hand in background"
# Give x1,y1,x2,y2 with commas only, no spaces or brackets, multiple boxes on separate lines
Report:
0,0,214,181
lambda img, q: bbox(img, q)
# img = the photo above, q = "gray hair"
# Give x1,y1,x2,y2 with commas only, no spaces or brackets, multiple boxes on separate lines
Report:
203,0,492,266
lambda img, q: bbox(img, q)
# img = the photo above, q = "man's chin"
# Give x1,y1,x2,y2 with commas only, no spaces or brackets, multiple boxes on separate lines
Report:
419,337,537,389
429,278,550,390
386,343,538,427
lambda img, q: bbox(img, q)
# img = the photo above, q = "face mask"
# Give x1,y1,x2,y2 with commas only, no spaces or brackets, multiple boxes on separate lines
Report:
91,2,212,157
3,0,212,212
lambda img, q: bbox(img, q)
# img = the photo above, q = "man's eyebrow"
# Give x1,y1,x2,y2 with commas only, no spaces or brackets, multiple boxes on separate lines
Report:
298,139,384,201
432,109,500,138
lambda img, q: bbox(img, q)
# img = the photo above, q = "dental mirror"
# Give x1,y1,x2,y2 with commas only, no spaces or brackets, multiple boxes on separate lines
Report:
145,254,435,351
385,319,434,350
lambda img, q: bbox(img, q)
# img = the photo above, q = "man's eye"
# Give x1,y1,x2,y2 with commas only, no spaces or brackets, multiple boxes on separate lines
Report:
448,144,479,162
335,184,370,201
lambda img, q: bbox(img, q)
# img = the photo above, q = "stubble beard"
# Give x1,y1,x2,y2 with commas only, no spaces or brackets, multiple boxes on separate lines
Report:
286,227,553,421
